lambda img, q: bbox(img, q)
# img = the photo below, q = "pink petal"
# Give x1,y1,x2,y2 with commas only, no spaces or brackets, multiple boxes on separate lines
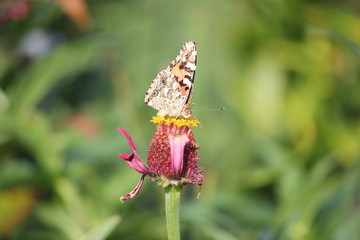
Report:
120,174,146,203
118,128,137,153
118,128,153,174
119,153,132,159
119,153,152,174
168,134,189,178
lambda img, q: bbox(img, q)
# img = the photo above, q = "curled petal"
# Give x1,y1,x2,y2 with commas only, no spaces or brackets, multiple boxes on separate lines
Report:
168,134,189,178
120,174,146,203
118,128,152,174
119,153,152,174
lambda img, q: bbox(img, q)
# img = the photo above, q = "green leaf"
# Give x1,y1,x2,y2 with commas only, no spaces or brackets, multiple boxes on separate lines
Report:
77,215,121,240
8,36,114,118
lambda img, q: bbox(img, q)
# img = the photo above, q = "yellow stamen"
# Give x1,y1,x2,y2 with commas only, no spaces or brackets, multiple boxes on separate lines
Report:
150,116,200,128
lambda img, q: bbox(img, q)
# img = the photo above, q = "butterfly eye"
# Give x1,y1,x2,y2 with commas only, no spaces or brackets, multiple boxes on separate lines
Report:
152,91,159,97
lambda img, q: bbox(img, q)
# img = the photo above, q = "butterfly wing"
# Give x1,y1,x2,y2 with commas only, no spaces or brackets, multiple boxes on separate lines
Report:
145,70,187,117
145,41,197,118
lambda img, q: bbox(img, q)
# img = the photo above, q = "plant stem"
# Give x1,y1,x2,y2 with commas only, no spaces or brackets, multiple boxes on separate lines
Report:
165,185,182,240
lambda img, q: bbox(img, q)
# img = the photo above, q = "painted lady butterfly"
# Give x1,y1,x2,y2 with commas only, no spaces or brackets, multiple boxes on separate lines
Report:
145,40,197,118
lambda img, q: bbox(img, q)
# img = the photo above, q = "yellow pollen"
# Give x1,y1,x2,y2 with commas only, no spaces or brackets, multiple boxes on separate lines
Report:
150,116,200,128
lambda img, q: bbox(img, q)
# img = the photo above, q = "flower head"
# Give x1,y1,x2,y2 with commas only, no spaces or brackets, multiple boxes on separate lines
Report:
118,116,204,202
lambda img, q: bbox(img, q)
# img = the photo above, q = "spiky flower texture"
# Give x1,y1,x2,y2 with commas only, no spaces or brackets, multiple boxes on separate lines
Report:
118,116,204,203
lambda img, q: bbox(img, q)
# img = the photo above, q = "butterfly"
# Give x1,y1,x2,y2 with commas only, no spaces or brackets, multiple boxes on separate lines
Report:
145,40,197,118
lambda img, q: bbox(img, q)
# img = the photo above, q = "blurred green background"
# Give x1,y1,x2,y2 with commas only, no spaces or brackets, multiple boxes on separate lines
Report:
1,0,360,239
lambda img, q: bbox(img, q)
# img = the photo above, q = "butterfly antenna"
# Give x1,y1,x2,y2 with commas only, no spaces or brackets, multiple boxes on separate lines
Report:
192,107,226,112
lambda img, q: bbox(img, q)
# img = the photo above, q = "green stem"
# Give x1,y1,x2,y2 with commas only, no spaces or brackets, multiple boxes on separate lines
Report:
165,185,182,240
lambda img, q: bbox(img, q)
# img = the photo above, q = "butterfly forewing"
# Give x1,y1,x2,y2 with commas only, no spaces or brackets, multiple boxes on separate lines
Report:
145,41,197,118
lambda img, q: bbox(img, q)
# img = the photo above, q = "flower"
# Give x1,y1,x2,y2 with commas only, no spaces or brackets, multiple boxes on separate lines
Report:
118,116,204,203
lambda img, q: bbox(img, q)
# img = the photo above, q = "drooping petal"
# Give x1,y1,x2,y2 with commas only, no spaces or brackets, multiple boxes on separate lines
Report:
120,174,146,203
118,128,153,174
119,153,152,174
168,134,189,178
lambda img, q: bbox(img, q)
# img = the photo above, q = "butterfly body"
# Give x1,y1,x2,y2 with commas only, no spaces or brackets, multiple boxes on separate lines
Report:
145,41,197,118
